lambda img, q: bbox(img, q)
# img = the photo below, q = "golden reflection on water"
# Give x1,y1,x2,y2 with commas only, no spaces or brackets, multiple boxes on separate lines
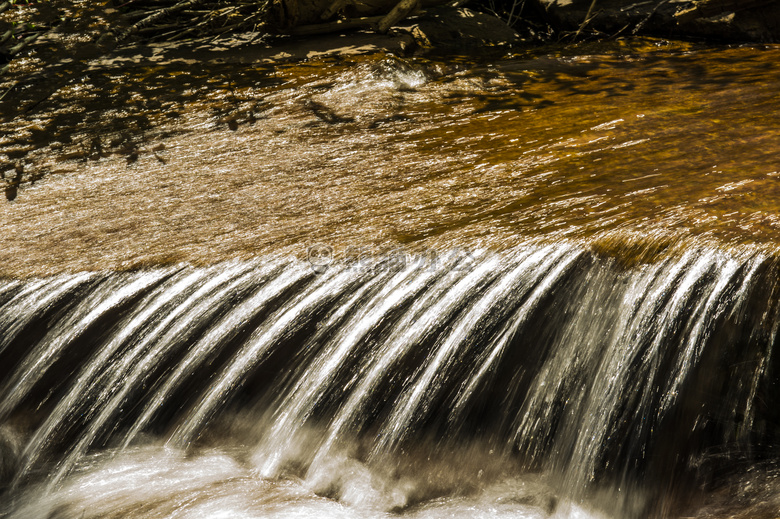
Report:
2,40,780,277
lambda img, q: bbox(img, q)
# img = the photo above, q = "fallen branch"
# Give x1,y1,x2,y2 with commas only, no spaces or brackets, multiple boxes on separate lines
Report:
7,31,40,55
0,28,15,47
377,0,419,33
138,22,182,34
112,0,211,45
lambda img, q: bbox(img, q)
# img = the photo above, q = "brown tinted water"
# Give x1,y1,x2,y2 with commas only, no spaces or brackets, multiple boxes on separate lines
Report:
2,39,780,277
2,38,780,519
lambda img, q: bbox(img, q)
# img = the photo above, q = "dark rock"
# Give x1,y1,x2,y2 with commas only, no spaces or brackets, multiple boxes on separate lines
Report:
536,0,780,42
4,182,16,201
395,7,523,53
273,0,451,28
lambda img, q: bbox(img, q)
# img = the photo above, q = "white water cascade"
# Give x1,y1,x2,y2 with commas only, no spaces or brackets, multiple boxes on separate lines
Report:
0,242,778,518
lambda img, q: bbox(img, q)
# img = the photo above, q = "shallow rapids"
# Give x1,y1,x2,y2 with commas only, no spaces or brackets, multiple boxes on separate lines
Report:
2,40,780,276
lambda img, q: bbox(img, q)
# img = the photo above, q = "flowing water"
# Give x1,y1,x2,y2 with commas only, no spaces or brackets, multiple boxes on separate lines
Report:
1,39,780,518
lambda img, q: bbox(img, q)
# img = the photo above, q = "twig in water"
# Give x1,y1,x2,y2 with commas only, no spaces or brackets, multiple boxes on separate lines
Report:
0,81,15,101
506,0,525,28
631,0,669,35
573,0,597,40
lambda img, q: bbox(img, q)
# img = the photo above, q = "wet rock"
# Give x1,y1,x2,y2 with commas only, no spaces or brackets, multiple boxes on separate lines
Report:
273,0,451,28
395,7,523,53
3,162,21,201
536,0,780,42
535,0,672,36
677,2,780,42
4,183,17,201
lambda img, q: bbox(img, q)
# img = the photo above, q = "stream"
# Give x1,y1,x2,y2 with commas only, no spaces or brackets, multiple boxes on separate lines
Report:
1,38,779,518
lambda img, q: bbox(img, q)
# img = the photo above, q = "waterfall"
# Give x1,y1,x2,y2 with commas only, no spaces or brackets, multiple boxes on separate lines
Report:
0,242,778,518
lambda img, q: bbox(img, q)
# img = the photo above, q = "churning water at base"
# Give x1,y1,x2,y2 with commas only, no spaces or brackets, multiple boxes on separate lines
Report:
0,242,778,518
